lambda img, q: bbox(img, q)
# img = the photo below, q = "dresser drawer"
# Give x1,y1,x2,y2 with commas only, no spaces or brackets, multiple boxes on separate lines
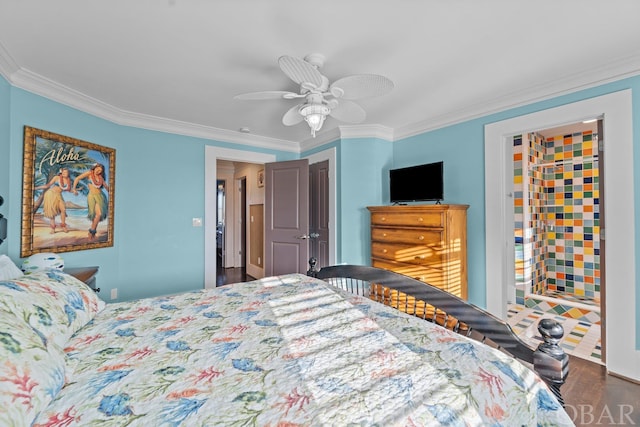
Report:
370,211,444,228
368,204,468,299
371,241,445,265
372,259,445,287
371,227,443,245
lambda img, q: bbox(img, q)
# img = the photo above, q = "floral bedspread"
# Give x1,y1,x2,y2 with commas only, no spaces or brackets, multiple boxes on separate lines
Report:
34,274,574,426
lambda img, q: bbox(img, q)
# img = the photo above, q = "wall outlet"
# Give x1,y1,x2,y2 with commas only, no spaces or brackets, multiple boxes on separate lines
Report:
111,288,118,300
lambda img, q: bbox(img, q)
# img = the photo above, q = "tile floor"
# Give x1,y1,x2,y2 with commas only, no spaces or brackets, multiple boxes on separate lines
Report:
507,304,603,365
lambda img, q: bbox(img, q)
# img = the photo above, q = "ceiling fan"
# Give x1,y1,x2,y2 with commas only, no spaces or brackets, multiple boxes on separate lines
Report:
234,53,394,137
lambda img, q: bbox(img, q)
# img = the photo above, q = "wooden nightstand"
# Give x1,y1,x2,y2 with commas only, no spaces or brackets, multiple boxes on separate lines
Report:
64,266,100,293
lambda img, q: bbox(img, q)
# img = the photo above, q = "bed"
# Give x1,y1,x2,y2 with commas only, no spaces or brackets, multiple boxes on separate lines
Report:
0,260,574,426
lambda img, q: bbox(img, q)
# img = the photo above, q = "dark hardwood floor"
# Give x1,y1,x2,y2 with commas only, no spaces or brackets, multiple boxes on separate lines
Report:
216,266,254,286
562,356,640,426
216,248,254,286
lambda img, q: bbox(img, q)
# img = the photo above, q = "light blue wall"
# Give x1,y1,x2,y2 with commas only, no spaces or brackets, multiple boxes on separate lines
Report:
302,137,394,265
2,72,639,344
2,83,295,301
392,76,640,346
338,138,393,264
0,77,9,255
393,123,486,303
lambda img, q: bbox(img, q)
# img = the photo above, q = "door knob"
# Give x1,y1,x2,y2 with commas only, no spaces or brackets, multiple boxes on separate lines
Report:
296,233,319,240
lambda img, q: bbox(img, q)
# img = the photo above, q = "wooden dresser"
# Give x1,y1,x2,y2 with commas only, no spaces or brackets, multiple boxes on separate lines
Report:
368,204,468,299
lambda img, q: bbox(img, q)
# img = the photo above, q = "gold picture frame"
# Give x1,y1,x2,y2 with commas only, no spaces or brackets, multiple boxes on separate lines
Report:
21,126,116,257
257,169,265,188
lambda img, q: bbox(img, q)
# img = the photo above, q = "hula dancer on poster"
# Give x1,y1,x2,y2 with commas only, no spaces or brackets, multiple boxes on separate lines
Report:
73,163,109,241
35,168,72,234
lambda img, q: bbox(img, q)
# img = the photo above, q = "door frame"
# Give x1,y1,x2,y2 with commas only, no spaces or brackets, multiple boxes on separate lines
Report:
484,89,638,381
205,145,337,286
205,146,276,288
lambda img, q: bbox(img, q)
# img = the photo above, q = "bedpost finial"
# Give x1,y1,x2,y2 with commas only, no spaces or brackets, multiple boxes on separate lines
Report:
307,257,318,277
538,318,565,353
534,318,569,406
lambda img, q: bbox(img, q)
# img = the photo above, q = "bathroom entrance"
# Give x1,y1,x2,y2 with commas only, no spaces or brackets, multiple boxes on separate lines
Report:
508,119,604,364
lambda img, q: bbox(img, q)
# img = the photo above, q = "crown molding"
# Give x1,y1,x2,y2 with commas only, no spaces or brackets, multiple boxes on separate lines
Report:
0,42,19,80
114,109,301,153
394,51,640,141
300,124,393,153
299,127,341,152
338,124,394,141
2,46,640,149
5,66,302,153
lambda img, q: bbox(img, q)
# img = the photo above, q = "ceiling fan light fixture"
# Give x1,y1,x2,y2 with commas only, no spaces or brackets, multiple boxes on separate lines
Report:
300,104,330,137
236,54,394,138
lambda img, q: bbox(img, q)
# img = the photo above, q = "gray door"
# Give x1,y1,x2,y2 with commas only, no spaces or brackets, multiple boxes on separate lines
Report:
309,160,330,268
264,159,309,276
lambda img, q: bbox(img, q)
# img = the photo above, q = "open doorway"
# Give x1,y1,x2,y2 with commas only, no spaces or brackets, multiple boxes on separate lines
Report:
215,175,251,286
216,180,225,268
205,147,276,289
215,161,261,285
204,146,337,288
484,90,638,381
506,120,604,365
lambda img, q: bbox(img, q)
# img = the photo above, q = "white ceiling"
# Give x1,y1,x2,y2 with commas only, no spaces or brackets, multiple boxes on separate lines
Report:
1,1,639,151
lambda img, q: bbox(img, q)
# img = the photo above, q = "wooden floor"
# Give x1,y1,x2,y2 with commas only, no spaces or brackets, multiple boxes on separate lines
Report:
215,265,640,425
562,356,640,426
216,266,253,286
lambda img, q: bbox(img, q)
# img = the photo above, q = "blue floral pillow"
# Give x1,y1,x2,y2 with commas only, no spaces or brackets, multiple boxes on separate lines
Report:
0,270,105,349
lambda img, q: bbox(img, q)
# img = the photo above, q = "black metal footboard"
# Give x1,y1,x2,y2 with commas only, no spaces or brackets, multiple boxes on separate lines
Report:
307,260,569,406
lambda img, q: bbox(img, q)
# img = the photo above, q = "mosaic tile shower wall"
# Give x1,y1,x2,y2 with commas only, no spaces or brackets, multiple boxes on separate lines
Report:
512,131,600,303
544,131,600,301
513,135,526,304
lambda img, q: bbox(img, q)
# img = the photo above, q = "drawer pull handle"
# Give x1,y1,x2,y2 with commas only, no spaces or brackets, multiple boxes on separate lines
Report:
382,249,388,253
415,255,425,260
418,235,424,240
382,233,387,237
381,216,386,221
418,217,424,222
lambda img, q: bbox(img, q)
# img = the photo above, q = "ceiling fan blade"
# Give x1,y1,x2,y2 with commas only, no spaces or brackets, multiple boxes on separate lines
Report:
234,91,298,101
329,99,366,123
278,55,324,87
282,104,304,126
330,74,394,100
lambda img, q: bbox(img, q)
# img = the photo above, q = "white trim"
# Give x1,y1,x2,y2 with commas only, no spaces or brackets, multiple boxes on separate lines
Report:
204,146,276,288
0,42,19,78
4,45,638,150
305,147,337,266
337,124,394,141
8,67,300,153
484,89,638,381
395,54,640,141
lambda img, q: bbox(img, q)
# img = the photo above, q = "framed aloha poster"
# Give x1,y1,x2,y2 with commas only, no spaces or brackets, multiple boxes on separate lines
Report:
21,126,115,257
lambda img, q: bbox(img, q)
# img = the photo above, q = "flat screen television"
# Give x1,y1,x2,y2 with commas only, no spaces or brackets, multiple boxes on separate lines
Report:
389,161,444,204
